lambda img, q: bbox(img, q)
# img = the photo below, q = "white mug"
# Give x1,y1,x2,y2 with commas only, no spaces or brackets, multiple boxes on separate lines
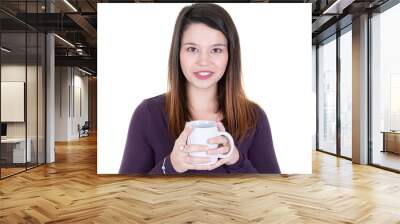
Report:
186,120,235,165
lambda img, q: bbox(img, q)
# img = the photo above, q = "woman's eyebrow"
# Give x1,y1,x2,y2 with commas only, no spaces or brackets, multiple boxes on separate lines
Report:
211,43,227,47
182,42,227,47
182,42,197,46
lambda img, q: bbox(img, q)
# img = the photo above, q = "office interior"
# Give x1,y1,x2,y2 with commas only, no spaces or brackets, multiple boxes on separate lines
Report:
0,0,399,223
0,0,97,179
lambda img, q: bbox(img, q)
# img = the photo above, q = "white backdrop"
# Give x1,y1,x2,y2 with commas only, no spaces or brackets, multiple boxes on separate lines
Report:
98,3,312,174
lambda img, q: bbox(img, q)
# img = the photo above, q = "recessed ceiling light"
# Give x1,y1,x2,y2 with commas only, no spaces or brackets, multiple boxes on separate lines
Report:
78,67,93,76
54,34,75,48
63,0,78,12
323,0,355,15
1,47,11,53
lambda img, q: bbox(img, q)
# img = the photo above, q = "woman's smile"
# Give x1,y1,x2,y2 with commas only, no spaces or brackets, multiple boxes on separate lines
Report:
193,70,215,80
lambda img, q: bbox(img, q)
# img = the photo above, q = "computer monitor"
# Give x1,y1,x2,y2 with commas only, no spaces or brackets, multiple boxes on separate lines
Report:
1,123,7,137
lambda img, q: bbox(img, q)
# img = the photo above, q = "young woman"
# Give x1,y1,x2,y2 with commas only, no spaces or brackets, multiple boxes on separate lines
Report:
119,3,280,174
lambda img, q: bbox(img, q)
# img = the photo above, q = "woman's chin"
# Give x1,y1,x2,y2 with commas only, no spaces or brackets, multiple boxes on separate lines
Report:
189,82,217,90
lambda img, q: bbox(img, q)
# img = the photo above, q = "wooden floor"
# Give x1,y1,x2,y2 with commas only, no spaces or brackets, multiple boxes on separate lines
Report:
1,134,400,223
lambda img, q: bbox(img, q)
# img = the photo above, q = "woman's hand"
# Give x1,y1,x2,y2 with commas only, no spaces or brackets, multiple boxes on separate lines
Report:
170,122,240,173
170,124,213,173
206,121,240,166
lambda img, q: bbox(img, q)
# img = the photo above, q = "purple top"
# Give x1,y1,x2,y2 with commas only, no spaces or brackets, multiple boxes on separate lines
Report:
119,94,280,174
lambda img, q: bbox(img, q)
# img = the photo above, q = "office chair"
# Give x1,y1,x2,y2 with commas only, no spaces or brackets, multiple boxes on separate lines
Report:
79,121,90,138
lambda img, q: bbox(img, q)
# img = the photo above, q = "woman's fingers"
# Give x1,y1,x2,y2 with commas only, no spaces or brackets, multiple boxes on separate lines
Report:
207,146,230,155
207,136,229,145
183,144,209,153
207,158,228,170
173,121,233,172
185,156,211,164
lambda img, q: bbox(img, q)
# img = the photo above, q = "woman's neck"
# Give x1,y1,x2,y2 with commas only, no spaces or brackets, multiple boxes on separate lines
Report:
187,85,220,119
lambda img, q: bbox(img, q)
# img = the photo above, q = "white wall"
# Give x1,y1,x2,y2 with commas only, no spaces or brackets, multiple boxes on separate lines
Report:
1,65,26,132
55,67,89,141
55,67,67,141
1,65,37,137
72,72,89,138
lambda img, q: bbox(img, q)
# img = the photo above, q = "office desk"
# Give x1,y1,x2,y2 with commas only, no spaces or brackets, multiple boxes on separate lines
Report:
381,131,400,154
1,138,31,163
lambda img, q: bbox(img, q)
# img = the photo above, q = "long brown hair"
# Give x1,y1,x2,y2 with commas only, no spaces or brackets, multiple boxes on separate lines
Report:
166,3,258,142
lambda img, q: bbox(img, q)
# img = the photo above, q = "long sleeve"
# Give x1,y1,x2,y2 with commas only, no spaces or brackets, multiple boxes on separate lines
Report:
119,100,179,175
226,108,280,174
119,101,154,174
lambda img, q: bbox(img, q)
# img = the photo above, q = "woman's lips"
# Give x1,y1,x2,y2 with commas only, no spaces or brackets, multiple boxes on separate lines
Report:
193,71,214,80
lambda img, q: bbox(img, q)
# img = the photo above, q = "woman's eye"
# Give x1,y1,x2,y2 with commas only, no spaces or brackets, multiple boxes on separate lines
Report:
211,48,223,54
187,47,198,52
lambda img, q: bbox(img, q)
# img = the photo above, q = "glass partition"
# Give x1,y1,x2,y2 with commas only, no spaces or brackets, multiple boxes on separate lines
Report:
0,1,46,179
1,31,28,177
38,32,45,165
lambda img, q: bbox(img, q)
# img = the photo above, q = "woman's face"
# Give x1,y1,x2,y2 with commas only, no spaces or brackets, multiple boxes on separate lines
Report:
180,23,229,91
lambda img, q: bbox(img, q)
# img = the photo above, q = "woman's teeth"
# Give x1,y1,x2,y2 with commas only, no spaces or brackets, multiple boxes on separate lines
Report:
194,71,213,80
196,72,213,76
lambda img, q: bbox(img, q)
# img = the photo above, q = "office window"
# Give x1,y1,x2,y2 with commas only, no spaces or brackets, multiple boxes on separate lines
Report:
371,3,400,171
318,36,337,155
340,28,352,158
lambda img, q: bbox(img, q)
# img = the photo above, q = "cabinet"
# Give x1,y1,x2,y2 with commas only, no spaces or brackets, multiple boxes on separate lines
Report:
0,138,32,164
382,131,400,154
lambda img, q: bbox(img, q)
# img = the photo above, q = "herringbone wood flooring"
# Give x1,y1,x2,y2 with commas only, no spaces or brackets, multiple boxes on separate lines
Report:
1,133,400,223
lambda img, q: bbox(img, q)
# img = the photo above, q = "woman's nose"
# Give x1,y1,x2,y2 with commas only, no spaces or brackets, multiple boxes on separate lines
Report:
196,51,211,66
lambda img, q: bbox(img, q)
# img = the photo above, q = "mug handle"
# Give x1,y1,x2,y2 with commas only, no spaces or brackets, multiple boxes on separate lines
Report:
217,131,235,158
